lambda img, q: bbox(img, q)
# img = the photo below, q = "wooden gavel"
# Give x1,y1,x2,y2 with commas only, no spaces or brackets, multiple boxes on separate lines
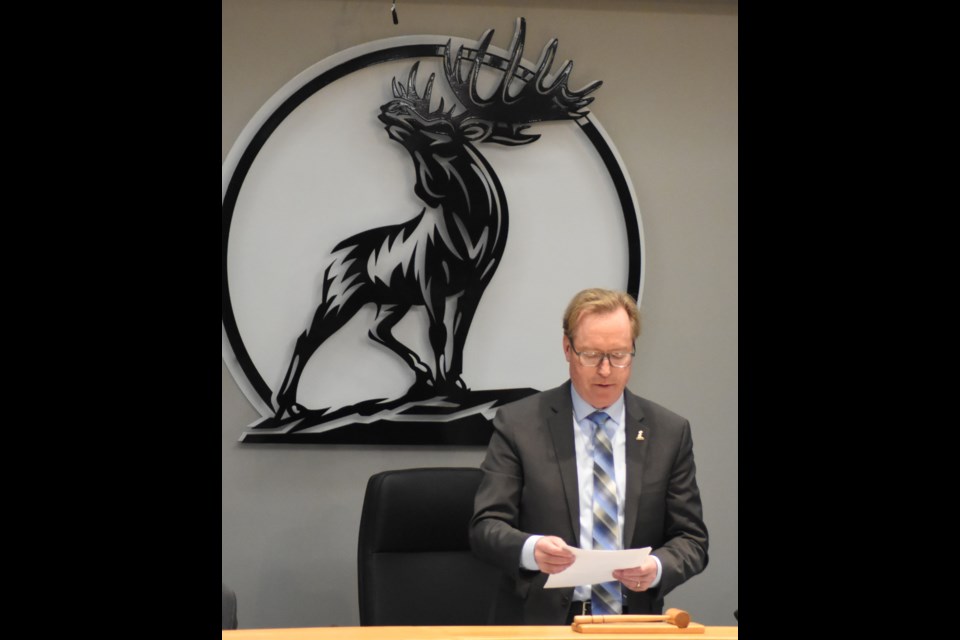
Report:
573,607,691,629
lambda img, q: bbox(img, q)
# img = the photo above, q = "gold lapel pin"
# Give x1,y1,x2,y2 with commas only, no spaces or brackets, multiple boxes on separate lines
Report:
636,430,644,441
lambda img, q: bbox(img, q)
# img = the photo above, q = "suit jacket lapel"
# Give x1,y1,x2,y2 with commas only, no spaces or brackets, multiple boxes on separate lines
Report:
623,390,648,547
545,382,581,543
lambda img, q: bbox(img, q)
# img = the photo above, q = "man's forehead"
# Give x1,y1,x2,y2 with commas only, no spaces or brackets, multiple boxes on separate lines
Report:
570,313,632,340
575,308,627,326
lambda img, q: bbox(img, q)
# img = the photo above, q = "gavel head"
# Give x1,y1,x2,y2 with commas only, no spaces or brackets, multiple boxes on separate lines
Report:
664,608,691,628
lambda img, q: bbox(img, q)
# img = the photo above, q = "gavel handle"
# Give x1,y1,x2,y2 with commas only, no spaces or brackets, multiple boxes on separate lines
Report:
573,608,690,629
574,615,667,623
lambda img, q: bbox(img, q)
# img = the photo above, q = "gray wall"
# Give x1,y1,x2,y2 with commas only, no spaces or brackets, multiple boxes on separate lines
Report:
222,0,737,629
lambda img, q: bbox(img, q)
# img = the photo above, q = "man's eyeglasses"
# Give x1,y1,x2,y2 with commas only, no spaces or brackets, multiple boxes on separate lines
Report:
567,338,635,368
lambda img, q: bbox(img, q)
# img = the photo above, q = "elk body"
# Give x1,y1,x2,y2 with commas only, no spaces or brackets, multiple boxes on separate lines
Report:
274,18,601,419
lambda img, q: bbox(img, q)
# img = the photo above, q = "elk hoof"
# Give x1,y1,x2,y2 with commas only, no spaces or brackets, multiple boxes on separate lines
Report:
406,378,437,400
434,376,469,396
444,378,469,395
275,401,308,421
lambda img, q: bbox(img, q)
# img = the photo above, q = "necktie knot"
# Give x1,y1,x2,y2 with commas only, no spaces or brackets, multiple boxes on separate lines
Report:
587,411,609,426
587,411,613,438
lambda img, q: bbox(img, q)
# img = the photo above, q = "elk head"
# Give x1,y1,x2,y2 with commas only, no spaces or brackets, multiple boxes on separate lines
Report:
379,61,459,152
378,63,467,208
378,18,601,208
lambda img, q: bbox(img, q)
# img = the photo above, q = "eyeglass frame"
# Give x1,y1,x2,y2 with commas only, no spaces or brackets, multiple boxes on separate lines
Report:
565,336,636,368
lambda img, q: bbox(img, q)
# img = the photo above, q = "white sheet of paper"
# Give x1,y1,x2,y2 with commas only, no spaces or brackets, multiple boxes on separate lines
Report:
543,547,652,589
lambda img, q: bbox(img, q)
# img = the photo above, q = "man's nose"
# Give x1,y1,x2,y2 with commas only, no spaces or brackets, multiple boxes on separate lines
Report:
596,356,612,375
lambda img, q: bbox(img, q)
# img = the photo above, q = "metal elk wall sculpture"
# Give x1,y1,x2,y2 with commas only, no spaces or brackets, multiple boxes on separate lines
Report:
223,18,631,444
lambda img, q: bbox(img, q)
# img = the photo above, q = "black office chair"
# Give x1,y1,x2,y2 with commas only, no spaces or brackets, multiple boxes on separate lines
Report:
222,582,237,630
357,467,501,625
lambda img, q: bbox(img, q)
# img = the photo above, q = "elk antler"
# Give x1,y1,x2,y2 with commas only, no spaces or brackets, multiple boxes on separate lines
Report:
443,17,602,144
391,61,452,118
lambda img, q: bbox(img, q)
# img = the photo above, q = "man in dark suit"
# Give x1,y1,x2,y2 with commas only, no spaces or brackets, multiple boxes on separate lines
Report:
470,288,708,624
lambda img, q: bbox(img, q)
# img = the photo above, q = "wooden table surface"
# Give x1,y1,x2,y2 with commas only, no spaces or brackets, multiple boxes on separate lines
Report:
223,624,739,639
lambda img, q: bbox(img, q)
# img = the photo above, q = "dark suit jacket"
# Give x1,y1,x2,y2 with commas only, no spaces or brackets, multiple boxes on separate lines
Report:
469,382,708,624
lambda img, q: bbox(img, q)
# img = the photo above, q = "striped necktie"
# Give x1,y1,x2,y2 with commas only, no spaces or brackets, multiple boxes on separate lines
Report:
587,410,622,615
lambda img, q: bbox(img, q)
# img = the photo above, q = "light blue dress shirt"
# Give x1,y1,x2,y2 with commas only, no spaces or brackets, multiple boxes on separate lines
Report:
519,386,662,601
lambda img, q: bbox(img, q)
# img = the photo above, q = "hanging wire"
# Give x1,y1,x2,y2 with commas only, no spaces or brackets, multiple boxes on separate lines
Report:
391,1,399,25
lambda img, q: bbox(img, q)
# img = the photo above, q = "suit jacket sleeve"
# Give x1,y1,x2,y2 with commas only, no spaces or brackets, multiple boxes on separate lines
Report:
469,405,534,580
648,415,709,598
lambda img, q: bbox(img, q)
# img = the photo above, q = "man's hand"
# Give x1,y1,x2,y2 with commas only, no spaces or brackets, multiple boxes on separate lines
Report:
613,556,658,591
534,536,575,574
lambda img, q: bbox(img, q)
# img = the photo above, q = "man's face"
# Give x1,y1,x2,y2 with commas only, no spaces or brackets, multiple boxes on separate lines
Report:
563,307,634,409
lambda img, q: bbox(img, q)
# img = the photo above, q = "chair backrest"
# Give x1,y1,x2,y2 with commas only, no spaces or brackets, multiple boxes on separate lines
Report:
357,467,501,625
222,582,238,630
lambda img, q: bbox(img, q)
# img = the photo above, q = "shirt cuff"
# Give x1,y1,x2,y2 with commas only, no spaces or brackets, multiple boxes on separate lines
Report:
650,554,663,588
520,535,543,571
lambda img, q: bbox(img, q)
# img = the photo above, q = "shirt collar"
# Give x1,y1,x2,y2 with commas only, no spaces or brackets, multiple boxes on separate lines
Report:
570,384,624,426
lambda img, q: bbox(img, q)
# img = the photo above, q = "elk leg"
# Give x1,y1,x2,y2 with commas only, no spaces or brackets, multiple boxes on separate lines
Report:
275,296,361,418
368,303,435,392
423,289,451,392
445,284,487,393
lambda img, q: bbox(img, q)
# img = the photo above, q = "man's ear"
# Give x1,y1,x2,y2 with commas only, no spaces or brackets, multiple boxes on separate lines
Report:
562,335,572,362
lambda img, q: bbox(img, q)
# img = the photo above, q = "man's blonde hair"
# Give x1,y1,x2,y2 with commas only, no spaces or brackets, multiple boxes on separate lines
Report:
562,288,641,342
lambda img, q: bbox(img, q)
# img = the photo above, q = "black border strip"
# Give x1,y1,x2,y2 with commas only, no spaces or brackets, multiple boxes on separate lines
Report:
578,119,642,297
